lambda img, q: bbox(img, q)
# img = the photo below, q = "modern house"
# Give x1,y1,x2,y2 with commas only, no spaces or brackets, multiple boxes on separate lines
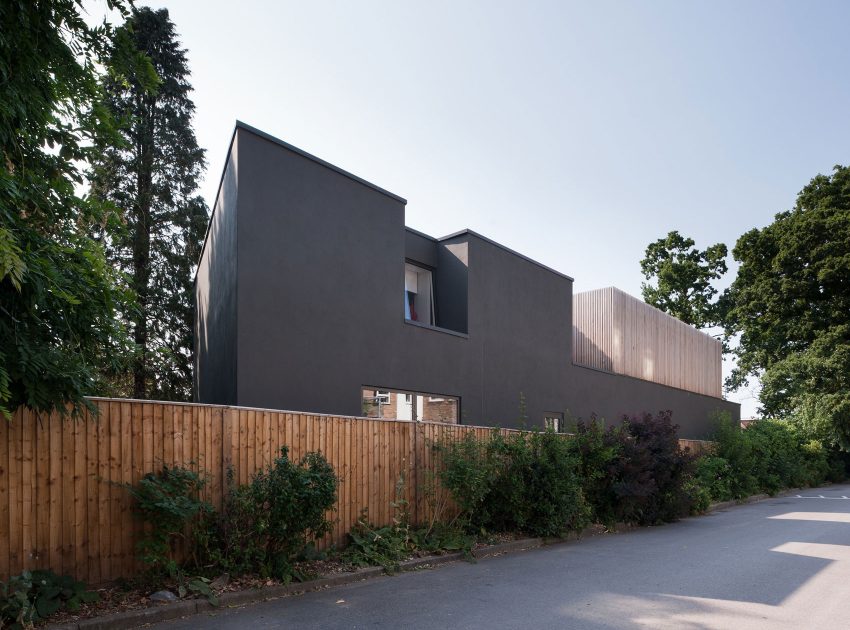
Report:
194,122,739,438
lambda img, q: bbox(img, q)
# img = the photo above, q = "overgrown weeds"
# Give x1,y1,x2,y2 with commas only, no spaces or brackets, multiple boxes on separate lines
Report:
342,473,474,573
0,570,99,628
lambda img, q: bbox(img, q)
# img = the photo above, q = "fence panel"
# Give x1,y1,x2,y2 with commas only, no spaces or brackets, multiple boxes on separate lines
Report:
0,399,705,583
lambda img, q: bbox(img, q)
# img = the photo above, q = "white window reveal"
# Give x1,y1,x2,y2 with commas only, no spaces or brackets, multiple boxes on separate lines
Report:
405,263,435,326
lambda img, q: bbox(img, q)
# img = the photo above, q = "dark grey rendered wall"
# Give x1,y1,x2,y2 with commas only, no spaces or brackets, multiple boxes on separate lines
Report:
194,139,238,405
456,232,739,438
196,123,739,439
234,126,409,416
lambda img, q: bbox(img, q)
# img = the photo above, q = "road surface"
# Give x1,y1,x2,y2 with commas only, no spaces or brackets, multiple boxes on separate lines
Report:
157,483,850,629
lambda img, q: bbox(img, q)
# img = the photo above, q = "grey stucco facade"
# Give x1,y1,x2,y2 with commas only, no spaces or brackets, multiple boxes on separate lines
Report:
195,122,740,439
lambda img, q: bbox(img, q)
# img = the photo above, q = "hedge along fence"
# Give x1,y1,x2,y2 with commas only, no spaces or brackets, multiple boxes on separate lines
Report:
0,398,711,584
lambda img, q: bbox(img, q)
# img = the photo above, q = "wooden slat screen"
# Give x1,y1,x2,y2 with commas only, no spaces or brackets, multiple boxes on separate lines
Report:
572,287,722,397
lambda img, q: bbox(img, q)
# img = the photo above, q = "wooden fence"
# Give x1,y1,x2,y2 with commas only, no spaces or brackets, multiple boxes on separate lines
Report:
573,287,723,397
0,399,712,584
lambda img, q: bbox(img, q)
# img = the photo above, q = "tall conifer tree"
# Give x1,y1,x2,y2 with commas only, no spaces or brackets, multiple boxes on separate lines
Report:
0,0,152,417
91,7,209,400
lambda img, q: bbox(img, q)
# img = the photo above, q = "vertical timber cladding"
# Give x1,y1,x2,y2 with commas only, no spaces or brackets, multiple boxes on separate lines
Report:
572,287,722,398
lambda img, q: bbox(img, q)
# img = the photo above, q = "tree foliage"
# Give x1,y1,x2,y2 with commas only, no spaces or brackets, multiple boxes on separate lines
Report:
725,166,850,447
640,230,728,328
0,0,149,418
90,7,209,401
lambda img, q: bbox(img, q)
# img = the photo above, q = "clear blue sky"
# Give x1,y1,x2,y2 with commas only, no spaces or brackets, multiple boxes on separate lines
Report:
91,1,850,415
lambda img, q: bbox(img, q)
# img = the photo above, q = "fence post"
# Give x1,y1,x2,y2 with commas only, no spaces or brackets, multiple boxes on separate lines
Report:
412,420,420,526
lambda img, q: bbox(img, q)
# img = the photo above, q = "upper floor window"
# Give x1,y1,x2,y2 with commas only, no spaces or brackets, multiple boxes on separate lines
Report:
405,263,435,326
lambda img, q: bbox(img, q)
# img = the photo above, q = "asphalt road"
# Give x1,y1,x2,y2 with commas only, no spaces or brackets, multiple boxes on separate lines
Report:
158,484,850,629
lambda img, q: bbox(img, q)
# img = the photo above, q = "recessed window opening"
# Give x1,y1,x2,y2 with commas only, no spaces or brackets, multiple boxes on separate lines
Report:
362,386,459,424
405,263,435,326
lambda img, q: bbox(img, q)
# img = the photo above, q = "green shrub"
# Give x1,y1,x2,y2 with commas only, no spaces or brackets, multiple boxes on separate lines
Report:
744,419,808,493
693,455,734,503
436,432,499,530
827,451,849,483
790,412,849,483
481,432,533,532
684,476,713,514
0,570,99,628
520,430,591,536
439,413,692,533
567,417,622,526
616,411,695,525
799,439,831,487
210,447,337,581
437,429,589,537
126,464,212,574
711,414,843,499
570,412,694,526
713,414,760,498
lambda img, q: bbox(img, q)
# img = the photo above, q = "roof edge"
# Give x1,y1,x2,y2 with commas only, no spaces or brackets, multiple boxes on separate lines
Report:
194,125,239,284
235,120,407,204
574,286,722,344
438,228,575,282
404,225,438,241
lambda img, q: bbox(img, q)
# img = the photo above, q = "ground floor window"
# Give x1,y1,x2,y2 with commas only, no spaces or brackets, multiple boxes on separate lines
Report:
544,412,564,432
361,387,459,424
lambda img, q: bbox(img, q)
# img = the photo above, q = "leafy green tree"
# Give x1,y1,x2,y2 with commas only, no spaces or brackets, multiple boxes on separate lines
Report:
90,7,209,401
725,166,850,448
640,231,728,328
0,1,150,418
